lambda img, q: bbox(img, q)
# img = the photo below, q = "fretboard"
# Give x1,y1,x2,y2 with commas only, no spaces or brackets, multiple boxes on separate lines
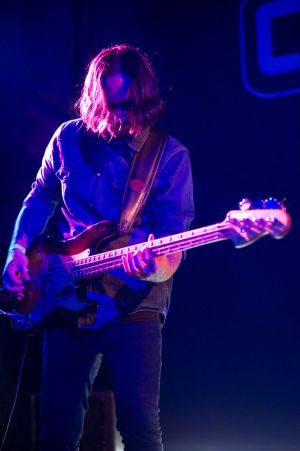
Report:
71,221,230,280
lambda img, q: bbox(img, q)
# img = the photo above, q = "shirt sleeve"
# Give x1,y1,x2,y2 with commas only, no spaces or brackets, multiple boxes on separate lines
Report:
9,127,62,248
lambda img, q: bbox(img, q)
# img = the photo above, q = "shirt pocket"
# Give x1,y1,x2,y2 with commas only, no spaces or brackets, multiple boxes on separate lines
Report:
88,161,127,218
55,166,88,201
108,156,128,193
56,166,71,182
111,172,126,193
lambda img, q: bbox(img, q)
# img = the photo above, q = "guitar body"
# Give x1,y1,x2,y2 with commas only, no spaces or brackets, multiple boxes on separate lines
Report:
10,220,117,333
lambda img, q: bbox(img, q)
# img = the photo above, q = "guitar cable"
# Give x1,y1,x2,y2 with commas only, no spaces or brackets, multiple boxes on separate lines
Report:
0,334,29,451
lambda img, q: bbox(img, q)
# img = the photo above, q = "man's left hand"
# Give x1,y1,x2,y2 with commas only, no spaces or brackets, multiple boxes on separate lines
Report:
122,234,182,283
122,234,157,280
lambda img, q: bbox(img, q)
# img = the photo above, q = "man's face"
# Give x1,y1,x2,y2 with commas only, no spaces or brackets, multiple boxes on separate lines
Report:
103,71,136,137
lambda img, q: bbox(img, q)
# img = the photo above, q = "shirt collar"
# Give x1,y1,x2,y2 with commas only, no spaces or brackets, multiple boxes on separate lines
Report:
127,127,150,152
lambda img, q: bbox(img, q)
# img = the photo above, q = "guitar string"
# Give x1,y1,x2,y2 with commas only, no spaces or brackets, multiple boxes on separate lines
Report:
73,231,226,277
55,226,226,274
34,227,229,286
38,216,278,287
37,227,229,283
25,211,285,283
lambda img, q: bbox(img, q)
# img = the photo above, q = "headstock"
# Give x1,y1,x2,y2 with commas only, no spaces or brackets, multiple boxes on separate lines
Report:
225,197,292,248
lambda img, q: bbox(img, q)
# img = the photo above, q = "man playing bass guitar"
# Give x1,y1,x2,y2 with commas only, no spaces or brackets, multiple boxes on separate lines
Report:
2,44,194,451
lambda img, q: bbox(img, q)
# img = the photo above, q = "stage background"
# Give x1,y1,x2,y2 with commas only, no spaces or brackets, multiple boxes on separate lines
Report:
0,0,299,449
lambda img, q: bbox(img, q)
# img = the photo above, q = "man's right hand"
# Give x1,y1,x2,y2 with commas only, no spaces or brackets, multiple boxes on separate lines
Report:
2,249,30,300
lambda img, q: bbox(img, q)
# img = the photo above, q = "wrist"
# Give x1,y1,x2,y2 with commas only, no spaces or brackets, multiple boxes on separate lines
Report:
8,243,27,255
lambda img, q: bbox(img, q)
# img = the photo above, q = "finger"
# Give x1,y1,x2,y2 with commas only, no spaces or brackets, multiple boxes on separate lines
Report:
122,254,130,273
122,252,140,274
123,251,148,276
136,259,149,275
136,252,157,277
128,251,143,273
20,268,30,281
141,246,155,267
3,270,26,289
15,292,25,301
7,272,26,286
144,234,156,262
3,272,22,287
140,245,157,273
146,234,155,255
3,283,25,293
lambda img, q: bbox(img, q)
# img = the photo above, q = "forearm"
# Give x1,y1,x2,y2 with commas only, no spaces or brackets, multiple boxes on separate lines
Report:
8,127,62,253
9,202,56,252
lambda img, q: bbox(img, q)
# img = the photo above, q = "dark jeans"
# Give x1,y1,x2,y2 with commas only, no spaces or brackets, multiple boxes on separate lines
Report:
39,316,163,451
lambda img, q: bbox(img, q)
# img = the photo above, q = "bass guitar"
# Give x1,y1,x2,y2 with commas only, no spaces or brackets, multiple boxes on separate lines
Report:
0,198,291,333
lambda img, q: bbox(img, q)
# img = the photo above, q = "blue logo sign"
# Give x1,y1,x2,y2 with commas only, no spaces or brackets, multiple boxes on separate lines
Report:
240,0,300,98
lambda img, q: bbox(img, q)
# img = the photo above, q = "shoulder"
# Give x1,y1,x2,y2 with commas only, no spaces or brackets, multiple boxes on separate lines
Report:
160,131,191,170
165,133,189,155
53,118,84,142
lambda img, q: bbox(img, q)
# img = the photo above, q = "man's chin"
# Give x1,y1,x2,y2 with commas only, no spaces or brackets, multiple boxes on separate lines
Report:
113,125,133,139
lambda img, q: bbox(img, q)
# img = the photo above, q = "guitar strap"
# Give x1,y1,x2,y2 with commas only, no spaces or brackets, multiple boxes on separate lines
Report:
118,127,168,234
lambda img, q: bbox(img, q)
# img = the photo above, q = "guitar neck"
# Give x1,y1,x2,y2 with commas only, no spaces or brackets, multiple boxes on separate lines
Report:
72,221,229,280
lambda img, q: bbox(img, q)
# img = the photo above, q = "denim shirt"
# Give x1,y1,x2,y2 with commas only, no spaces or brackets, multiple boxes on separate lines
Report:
12,119,194,326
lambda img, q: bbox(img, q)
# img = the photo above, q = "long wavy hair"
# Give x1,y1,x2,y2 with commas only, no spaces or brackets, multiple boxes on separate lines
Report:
76,44,165,138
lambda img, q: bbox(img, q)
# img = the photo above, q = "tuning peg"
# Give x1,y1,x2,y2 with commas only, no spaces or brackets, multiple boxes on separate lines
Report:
263,197,280,209
239,198,252,211
238,197,287,211
251,199,264,209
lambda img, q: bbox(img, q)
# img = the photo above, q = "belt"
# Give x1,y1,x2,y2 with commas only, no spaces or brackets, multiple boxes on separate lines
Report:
121,310,161,324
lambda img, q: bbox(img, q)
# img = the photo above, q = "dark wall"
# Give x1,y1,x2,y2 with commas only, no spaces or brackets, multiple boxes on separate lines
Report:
1,1,299,449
